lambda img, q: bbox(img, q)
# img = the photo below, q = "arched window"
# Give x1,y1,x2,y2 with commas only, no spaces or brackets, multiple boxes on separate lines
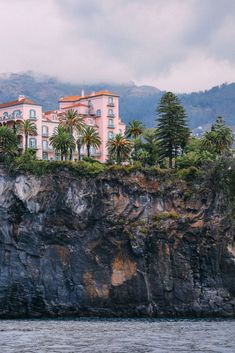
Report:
42,126,48,137
3,112,8,119
42,140,48,151
42,152,48,160
13,110,21,118
108,109,114,117
108,131,114,140
29,109,36,119
96,109,101,117
29,138,37,149
108,119,114,128
108,97,113,104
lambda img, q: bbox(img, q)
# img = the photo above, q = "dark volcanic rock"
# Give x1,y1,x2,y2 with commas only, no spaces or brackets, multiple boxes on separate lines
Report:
0,167,234,318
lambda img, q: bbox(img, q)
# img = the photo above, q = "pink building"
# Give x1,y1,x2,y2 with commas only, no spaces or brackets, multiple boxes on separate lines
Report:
0,95,43,156
0,91,126,162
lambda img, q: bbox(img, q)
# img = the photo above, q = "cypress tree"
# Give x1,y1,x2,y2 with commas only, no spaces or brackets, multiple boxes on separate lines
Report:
156,92,189,168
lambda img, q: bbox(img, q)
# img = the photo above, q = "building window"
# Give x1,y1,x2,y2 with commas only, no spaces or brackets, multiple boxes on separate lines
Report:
42,152,48,160
88,100,92,107
96,109,101,116
108,97,113,104
108,119,114,128
42,140,48,151
108,109,114,117
13,110,21,118
88,118,94,126
29,138,37,149
29,109,36,119
42,126,48,137
108,131,114,140
54,153,60,161
52,114,57,120
3,112,8,118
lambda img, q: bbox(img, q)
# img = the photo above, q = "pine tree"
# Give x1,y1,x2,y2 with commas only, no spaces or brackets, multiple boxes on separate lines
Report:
156,92,189,168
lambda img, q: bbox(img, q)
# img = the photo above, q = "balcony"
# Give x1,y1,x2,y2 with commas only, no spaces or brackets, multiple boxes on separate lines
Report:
107,102,115,107
42,146,53,152
108,124,115,129
107,113,115,118
0,114,23,121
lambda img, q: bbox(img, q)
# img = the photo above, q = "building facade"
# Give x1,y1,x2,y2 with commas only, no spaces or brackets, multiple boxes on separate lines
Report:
0,90,126,163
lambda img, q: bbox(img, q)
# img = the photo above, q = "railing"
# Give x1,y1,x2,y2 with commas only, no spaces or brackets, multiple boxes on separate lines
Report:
108,124,115,129
0,114,23,121
42,132,49,137
107,113,115,118
107,102,115,107
42,146,53,152
29,116,37,120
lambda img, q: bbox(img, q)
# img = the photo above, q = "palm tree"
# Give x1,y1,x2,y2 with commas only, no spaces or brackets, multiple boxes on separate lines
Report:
81,126,101,157
49,126,76,160
20,120,37,152
61,109,85,160
202,117,233,155
126,120,144,139
107,133,132,164
0,125,18,158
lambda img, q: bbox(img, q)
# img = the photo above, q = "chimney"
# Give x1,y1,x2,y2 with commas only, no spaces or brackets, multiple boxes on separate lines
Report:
18,95,25,101
81,89,85,97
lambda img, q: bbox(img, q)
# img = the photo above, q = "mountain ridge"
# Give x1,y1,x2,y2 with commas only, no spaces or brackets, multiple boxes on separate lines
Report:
0,72,234,129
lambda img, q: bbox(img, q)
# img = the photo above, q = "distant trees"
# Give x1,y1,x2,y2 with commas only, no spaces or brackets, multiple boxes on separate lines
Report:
156,92,190,168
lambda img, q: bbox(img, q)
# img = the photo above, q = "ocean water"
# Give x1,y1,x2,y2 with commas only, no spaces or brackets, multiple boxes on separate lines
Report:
0,318,234,353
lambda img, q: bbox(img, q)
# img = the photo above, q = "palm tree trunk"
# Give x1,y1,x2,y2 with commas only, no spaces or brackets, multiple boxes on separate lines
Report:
77,139,81,161
69,148,73,160
169,156,173,168
87,143,90,157
25,133,28,152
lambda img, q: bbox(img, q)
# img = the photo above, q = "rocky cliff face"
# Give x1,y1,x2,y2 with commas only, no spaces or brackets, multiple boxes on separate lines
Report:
0,167,234,318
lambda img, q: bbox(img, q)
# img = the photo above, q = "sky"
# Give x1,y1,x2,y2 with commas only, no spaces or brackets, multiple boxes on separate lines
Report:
0,0,235,92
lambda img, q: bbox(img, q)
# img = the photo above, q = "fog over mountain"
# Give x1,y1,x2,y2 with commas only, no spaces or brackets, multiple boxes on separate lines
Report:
0,72,235,129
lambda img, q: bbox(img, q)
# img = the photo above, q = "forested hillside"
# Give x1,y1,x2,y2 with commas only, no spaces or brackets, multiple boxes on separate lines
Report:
0,72,234,128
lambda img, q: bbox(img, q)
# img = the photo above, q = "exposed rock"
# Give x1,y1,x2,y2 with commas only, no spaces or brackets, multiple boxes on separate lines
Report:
0,166,234,318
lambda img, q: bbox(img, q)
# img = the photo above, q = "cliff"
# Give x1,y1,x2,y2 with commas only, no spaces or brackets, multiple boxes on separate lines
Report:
0,166,234,318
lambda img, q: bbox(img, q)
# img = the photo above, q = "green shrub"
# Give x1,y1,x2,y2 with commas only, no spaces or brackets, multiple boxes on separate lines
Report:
11,159,106,177
176,166,200,182
153,210,180,222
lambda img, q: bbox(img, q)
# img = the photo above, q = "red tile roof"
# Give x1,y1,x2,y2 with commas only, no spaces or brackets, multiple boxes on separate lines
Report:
61,103,88,109
59,95,81,102
59,90,119,102
0,97,39,109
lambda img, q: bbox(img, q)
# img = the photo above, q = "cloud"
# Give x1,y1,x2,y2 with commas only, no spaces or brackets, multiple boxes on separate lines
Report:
0,0,235,91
